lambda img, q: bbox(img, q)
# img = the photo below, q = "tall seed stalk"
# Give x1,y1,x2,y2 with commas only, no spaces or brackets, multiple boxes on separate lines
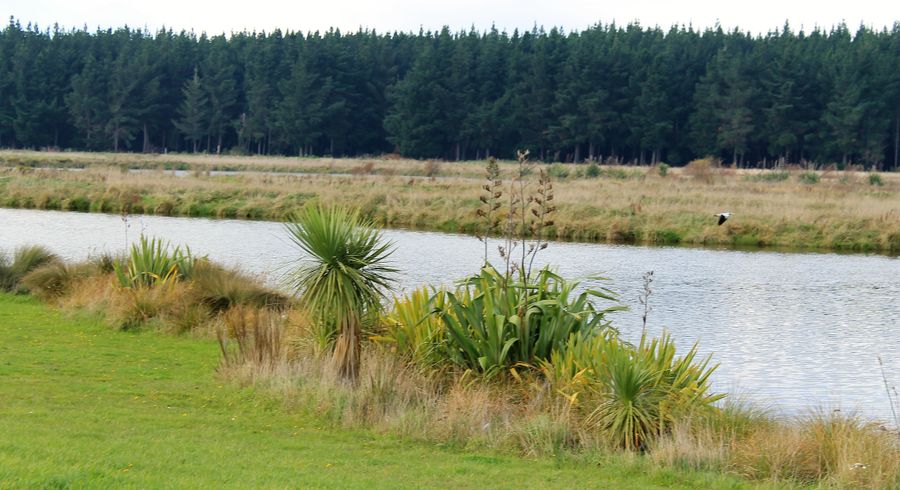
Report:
526,167,555,279
517,149,531,282
499,162,522,280
639,270,654,336
476,157,502,265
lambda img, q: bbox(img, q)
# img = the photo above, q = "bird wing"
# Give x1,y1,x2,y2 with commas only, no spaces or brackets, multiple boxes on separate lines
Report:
718,214,727,225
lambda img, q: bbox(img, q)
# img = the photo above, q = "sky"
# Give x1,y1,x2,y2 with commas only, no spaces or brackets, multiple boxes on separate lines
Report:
3,0,897,36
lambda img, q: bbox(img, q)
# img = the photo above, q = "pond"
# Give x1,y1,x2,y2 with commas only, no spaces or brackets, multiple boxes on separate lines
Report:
1,207,898,423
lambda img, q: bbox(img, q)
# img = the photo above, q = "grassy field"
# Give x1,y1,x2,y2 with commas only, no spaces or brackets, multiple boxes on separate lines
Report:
1,150,898,253
0,293,752,489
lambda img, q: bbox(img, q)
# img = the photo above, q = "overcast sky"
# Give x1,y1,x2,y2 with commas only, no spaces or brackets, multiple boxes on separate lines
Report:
3,0,897,36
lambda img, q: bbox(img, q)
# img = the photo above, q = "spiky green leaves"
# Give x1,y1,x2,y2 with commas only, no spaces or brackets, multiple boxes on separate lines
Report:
284,204,396,379
435,265,623,377
284,205,397,324
113,235,194,288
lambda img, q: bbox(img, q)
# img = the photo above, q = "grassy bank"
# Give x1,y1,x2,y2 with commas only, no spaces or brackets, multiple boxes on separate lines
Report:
0,293,750,489
1,150,898,253
3,225,898,488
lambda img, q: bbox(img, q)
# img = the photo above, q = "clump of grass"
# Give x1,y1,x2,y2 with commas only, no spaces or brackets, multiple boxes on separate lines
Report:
585,162,601,178
352,161,376,175
683,157,719,184
190,260,287,313
657,163,669,177
12,245,59,282
217,306,288,370
648,397,773,470
20,261,96,299
547,163,570,180
106,280,199,331
748,170,789,182
602,167,630,180
729,411,899,488
0,245,60,292
869,173,884,186
91,252,119,274
0,253,13,291
423,160,441,177
798,171,820,185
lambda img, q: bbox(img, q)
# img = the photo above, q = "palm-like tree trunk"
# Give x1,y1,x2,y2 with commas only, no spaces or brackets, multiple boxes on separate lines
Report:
332,315,361,380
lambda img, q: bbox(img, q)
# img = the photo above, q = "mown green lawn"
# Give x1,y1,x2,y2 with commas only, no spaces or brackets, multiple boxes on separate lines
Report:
0,294,752,488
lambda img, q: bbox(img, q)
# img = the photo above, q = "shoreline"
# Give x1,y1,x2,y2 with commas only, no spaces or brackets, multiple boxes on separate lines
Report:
1,151,898,255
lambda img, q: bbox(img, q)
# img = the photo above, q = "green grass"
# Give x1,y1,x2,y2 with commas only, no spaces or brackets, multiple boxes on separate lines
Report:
0,294,754,489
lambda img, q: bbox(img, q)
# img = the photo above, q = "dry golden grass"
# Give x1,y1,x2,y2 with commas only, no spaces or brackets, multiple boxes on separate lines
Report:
649,404,900,489
255,356,593,455
0,149,492,178
2,150,898,252
728,413,899,488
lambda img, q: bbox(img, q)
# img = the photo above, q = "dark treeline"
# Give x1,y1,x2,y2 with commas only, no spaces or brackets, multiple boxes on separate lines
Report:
1,17,899,168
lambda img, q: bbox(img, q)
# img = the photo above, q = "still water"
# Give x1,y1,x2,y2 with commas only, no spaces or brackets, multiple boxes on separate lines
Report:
1,208,898,422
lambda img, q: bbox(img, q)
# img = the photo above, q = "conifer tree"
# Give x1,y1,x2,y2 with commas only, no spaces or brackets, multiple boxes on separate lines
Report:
173,68,209,153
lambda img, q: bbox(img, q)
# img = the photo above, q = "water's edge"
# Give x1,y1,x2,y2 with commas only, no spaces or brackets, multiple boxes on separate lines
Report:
1,208,898,423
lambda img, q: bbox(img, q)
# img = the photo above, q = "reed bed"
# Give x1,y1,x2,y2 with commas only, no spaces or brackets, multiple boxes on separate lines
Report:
1,155,897,252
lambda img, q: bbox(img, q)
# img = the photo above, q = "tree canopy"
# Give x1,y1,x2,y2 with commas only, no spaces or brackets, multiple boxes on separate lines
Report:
1,18,898,168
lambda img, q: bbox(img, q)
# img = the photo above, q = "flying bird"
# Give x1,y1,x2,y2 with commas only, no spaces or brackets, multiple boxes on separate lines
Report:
715,212,732,226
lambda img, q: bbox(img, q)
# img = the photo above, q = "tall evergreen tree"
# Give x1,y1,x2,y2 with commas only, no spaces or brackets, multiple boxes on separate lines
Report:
173,68,209,153
274,51,324,156
66,54,107,149
202,36,238,154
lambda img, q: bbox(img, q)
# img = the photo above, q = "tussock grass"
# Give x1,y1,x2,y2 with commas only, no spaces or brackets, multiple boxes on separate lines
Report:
26,254,285,335
0,245,60,292
20,261,96,299
1,151,898,252
191,260,288,312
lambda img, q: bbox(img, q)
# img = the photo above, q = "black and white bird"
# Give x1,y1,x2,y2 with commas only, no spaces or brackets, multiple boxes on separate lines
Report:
715,212,732,226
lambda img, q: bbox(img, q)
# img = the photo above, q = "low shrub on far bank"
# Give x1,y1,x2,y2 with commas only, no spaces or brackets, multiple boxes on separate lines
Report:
747,170,789,182
683,157,720,183
657,163,670,177
798,171,820,185
547,163,570,180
